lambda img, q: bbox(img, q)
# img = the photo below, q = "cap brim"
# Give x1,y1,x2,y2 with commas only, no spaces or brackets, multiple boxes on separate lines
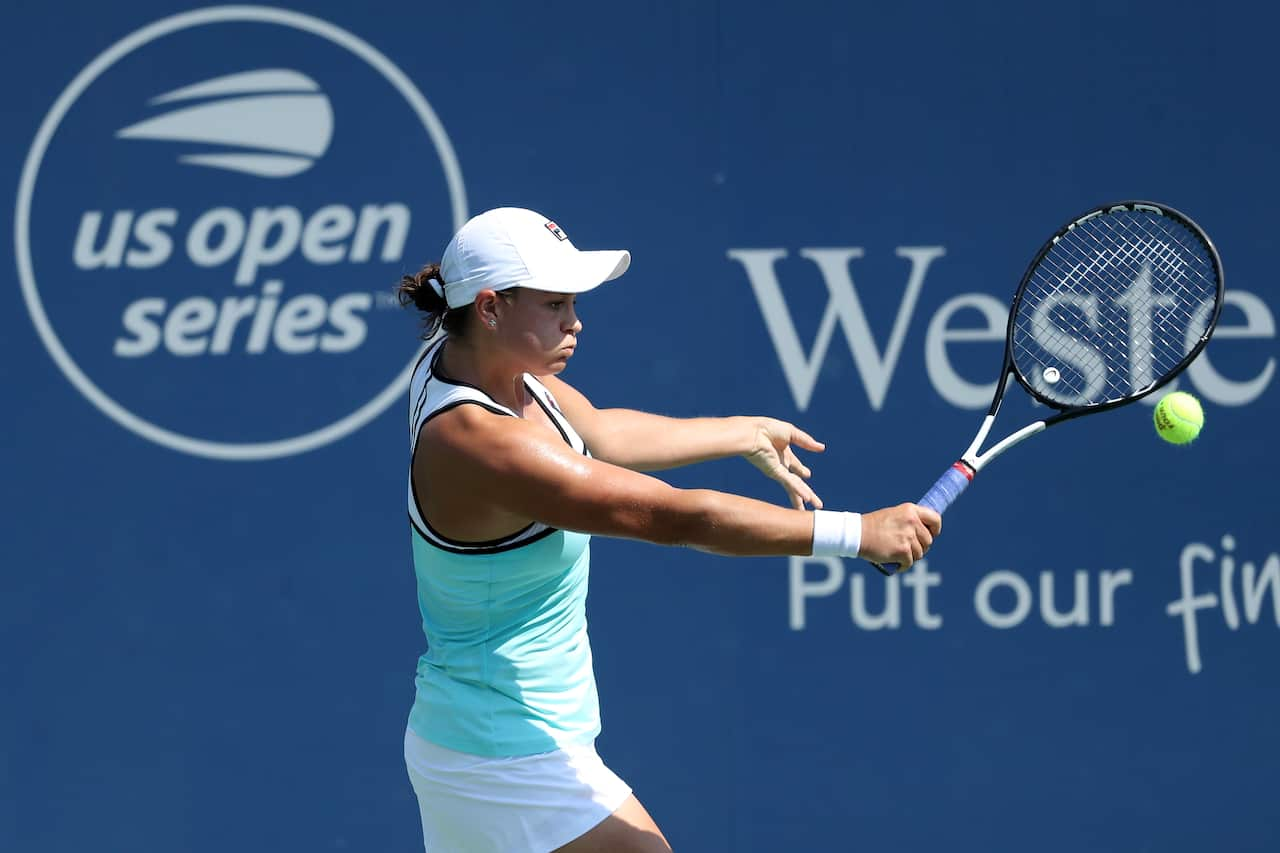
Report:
528,249,630,295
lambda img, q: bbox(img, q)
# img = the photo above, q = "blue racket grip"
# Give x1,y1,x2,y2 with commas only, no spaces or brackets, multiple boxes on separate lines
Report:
874,462,973,575
917,462,974,515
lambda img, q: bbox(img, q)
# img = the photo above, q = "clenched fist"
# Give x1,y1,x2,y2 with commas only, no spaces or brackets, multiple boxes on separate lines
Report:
859,503,942,570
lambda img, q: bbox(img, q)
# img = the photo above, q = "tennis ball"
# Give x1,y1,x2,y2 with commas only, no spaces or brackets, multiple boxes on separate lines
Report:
1153,391,1204,445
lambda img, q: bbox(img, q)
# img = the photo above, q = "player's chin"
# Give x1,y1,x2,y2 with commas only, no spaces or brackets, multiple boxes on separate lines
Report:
532,355,571,376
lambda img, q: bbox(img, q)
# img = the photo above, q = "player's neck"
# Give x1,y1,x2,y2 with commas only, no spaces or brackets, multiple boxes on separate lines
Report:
438,338,528,413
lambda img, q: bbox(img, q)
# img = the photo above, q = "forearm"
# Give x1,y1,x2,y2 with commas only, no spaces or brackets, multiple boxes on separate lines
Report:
590,410,753,471
653,488,816,557
648,491,926,569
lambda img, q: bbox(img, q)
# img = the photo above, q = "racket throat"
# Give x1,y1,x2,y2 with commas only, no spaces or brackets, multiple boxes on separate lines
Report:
960,414,997,469
972,420,1048,470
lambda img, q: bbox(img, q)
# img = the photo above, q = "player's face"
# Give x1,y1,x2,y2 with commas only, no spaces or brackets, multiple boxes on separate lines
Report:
498,289,582,375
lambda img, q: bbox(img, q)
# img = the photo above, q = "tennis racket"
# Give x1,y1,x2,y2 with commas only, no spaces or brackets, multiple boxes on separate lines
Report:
874,200,1224,574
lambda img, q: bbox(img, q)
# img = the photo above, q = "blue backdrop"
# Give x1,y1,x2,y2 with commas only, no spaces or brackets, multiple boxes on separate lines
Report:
3,2,1277,851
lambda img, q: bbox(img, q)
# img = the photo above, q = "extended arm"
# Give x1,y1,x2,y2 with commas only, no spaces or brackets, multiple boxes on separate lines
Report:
421,404,939,565
539,374,826,508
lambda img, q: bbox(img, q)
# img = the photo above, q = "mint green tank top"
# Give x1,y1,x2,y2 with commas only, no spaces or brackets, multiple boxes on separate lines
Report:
405,340,600,758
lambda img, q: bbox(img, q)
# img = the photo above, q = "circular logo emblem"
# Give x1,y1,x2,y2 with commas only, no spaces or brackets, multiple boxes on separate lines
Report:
16,7,466,459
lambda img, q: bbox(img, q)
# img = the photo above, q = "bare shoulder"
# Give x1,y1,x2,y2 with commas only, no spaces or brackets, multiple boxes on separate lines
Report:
412,397,677,537
419,401,585,475
420,402,535,467
420,400,510,448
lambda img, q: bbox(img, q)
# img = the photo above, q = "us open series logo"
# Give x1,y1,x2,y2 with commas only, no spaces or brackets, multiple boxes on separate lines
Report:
15,7,467,460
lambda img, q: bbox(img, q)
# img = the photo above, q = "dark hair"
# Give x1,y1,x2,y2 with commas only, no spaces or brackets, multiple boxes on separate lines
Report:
397,263,469,339
397,264,520,340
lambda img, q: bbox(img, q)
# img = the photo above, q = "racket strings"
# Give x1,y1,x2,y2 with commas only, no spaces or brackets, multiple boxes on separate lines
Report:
1018,223,1211,402
1016,267,1200,402
1032,233,1192,376
1096,214,1211,370
1011,209,1217,407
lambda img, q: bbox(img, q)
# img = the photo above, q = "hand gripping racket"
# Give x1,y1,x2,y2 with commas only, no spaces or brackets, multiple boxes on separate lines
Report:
874,201,1224,574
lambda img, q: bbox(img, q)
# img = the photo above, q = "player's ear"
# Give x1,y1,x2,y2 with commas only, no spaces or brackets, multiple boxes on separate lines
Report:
473,290,501,329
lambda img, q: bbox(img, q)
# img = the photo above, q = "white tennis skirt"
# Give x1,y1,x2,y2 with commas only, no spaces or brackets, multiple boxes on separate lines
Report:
404,727,633,853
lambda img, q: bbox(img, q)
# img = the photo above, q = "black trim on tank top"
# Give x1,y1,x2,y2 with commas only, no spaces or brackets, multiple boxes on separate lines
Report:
411,373,434,432
419,399,513,428
430,344,494,395
410,339,445,429
424,516,539,548
408,513,560,555
524,379,590,457
411,398,516,454
410,399,512,528
410,339,438,377
410,398,552,554
525,381,574,448
410,358,585,554
426,343,579,454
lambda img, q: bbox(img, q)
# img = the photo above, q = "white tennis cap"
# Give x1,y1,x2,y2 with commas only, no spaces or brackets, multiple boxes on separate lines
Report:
439,207,631,310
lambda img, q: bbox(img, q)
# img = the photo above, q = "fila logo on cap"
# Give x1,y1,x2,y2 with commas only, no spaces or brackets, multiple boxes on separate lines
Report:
545,221,568,241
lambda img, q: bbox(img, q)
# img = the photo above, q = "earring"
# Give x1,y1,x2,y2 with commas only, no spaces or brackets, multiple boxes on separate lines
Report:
487,320,496,328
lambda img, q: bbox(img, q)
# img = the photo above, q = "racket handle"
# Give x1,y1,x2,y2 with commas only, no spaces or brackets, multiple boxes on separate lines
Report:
874,462,973,576
917,461,974,515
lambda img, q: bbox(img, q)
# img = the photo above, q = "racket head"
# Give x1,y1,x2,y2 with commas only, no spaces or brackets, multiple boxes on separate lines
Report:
1003,201,1224,415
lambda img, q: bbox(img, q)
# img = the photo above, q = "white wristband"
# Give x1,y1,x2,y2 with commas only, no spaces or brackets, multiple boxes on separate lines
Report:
811,510,862,558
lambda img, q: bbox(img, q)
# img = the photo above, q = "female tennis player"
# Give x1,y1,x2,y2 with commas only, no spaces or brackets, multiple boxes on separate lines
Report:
398,207,940,852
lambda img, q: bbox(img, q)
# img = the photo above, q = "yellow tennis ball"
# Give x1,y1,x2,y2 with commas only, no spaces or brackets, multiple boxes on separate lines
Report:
1153,391,1204,445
